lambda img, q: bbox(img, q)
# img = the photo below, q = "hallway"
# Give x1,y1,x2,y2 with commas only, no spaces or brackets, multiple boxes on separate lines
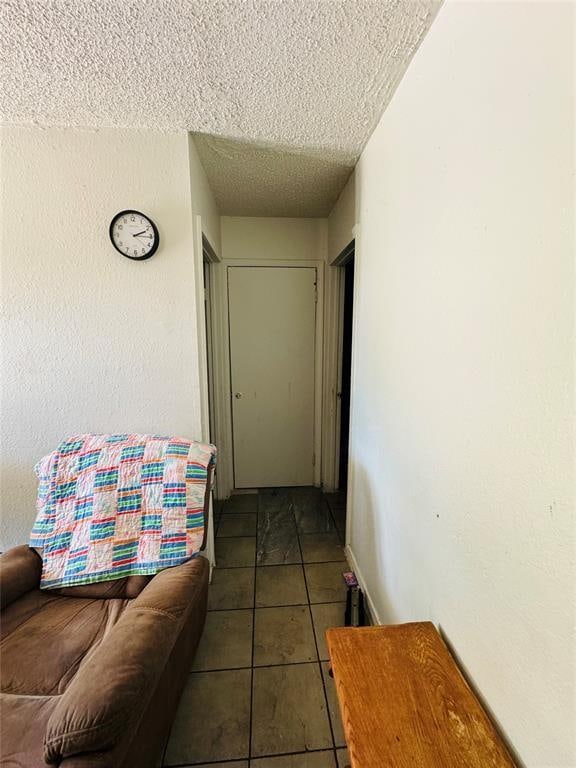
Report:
163,487,350,767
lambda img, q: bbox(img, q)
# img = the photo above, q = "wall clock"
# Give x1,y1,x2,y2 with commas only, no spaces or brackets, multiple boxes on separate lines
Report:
109,210,159,260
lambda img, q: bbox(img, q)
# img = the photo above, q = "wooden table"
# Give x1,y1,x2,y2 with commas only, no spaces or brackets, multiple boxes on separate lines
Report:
326,622,517,768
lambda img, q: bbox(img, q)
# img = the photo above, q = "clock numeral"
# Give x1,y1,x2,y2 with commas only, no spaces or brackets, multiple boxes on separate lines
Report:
111,211,157,259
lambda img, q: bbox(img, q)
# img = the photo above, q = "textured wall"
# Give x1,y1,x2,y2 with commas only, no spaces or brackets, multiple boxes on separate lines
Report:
349,2,574,765
0,126,206,550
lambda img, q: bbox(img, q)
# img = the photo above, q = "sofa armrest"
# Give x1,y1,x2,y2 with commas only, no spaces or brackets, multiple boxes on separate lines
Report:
0,545,42,609
44,555,208,764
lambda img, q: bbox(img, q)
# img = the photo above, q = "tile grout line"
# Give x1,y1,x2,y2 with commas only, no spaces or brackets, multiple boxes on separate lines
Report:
179,490,347,768
324,491,348,766
214,502,222,537
191,658,338,675
292,494,340,764
247,493,259,766
207,599,346,613
218,536,339,540
325,494,345,545
161,496,229,765
324,491,348,767
214,558,346,569
166,745,341,768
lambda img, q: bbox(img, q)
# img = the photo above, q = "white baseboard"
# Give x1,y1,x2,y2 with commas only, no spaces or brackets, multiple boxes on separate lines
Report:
345,544,382,626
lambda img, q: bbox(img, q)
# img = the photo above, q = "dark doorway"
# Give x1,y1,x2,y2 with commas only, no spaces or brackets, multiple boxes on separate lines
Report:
338,253,354,490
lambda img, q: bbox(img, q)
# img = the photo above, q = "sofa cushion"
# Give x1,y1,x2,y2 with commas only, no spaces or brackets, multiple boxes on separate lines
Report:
46,574,153,599
44,556,209,764
0,692,59,766
0,545,42,609
1,589,128,696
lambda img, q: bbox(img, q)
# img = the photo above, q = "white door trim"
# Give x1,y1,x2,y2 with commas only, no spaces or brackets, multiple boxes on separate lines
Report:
192,216,223,568
218,258,325,489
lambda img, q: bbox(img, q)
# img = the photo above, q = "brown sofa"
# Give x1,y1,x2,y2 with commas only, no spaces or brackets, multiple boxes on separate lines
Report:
0,544,209,767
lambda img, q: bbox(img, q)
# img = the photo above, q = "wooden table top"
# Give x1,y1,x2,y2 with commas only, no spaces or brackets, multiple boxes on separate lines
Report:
326,622,516,768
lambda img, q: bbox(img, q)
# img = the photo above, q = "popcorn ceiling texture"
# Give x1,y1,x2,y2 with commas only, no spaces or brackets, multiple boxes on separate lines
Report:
0,0,441,213
193,134,356,217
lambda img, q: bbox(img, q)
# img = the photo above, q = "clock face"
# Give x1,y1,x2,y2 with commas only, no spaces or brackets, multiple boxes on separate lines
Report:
109,210,159,260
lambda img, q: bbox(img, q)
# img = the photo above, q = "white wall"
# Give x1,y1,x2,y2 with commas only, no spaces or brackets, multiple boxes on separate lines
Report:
189,135,222,256
0,126,217,550
349,2,575,766
221,217,326,262
327,172,356,264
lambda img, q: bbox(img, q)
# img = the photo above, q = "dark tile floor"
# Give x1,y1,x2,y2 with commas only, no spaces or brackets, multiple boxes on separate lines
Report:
163,487,350,767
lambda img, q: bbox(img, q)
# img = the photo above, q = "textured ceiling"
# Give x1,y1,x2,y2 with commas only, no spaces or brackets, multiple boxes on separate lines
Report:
0,0,441,216
194,135,356,217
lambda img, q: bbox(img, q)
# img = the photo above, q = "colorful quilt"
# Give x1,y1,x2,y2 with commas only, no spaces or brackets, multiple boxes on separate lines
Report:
30,434,216,590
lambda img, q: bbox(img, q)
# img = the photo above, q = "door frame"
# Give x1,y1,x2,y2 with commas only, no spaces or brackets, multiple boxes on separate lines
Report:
322,239,355,493
192,215,221,568
202,236,218,450
214,258,325,490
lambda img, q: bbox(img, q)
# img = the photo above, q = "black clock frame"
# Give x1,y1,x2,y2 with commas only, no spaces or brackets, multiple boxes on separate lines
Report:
109,210,160,260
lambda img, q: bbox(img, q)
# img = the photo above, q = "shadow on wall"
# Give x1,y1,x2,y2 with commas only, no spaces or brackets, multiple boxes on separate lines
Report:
349,460,398,626
146,204,193,255
439,626,527,768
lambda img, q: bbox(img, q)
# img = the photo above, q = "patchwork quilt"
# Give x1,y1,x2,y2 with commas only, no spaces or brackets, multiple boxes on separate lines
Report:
30,433,216,590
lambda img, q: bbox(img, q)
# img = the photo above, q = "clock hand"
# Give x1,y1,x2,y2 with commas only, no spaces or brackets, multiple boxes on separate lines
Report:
132,230,147,237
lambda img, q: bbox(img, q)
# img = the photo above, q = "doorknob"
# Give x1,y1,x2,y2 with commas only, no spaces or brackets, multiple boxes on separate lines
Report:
234,392,243,399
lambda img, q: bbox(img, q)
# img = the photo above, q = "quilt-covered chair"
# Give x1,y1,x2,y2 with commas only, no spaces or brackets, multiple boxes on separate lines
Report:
1,434,215,767
0,544,209,767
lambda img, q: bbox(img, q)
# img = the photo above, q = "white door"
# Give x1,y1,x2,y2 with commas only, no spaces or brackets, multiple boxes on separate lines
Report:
228,266,316,488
